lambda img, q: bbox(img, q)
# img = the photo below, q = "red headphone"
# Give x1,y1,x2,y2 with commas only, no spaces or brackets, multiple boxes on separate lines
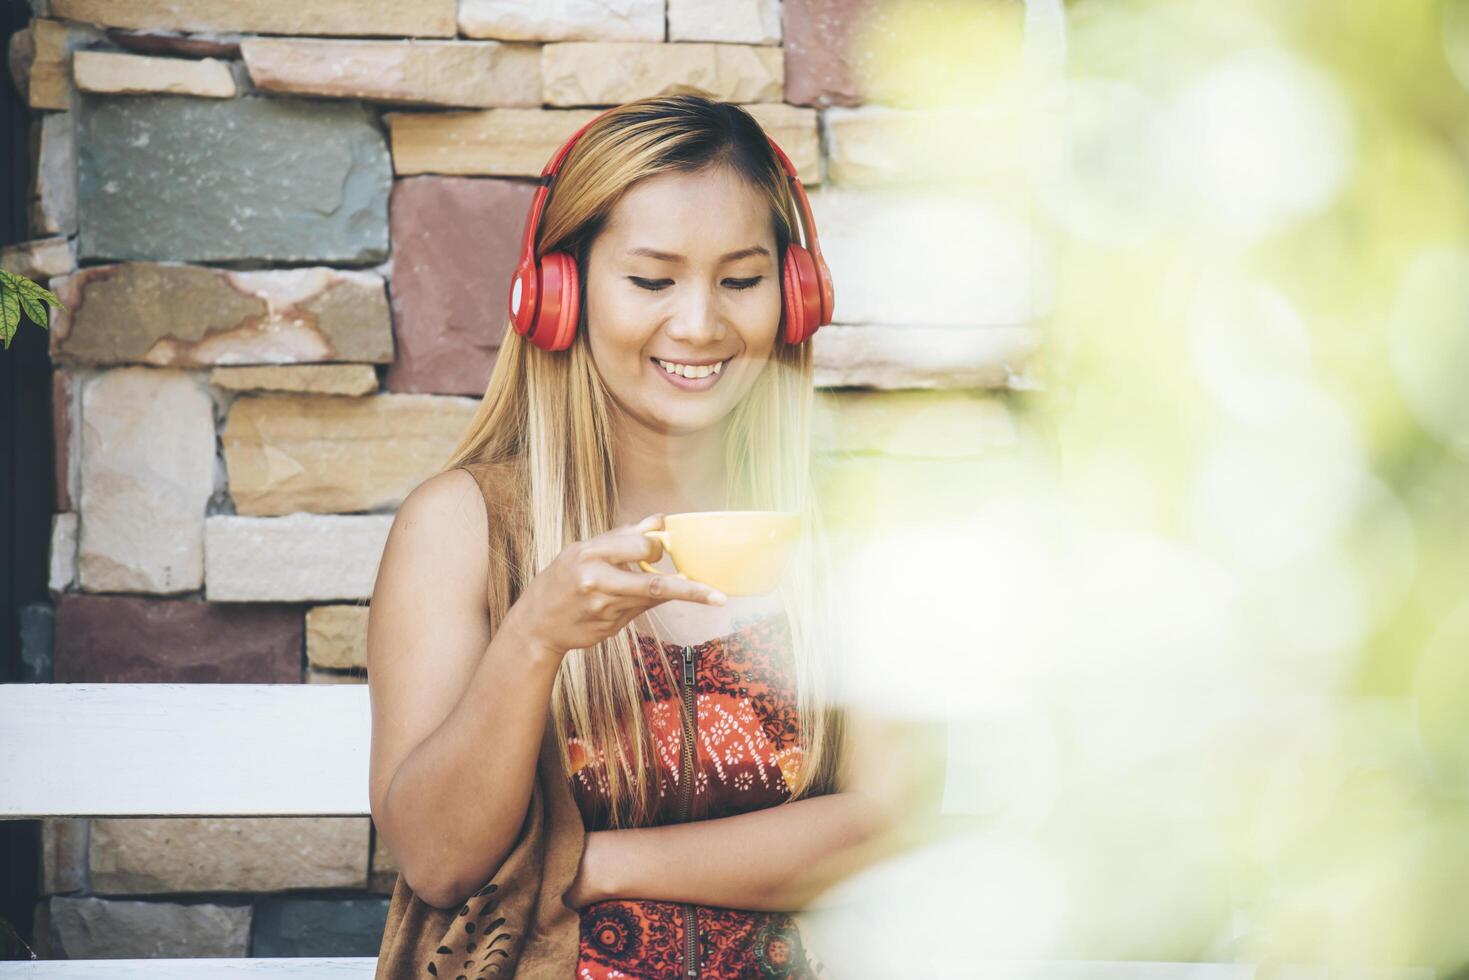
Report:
507,106,835,352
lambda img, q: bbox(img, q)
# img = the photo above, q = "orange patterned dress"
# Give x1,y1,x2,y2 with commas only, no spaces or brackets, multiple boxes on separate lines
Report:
568,609,828,979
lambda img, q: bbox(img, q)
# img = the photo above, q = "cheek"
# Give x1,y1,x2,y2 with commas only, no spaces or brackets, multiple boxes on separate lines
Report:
749,291,784,351
586,292,651,360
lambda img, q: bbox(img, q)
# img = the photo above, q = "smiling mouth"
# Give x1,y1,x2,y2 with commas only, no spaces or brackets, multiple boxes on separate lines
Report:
650,356,732,379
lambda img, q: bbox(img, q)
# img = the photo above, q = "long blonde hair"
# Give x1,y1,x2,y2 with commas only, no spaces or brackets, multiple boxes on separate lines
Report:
440,94,843,829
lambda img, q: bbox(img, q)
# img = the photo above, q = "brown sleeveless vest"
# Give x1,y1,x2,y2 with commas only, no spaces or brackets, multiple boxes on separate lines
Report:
374,459,585,979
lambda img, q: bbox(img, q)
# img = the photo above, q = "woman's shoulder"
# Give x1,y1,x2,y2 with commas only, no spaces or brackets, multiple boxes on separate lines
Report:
441,456,530,518
391,456,524,545
453,453,527,487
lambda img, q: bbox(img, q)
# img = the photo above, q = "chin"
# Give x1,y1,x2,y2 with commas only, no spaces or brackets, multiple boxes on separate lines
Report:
656,411,729,436
646,399,733,433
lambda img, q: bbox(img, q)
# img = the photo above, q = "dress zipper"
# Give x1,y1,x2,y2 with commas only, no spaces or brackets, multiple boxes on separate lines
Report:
677,643,700,978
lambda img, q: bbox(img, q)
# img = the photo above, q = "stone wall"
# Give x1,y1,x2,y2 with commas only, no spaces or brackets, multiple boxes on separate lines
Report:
5,0,1046,959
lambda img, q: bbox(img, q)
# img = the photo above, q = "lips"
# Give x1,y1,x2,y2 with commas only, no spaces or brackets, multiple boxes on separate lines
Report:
650,355,729,390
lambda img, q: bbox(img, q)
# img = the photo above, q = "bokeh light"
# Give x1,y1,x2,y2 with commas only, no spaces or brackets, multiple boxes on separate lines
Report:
801,0,1469,974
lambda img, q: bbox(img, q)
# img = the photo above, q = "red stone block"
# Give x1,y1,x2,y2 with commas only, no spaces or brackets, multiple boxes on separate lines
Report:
52,369,73,513
53,594,304,683
385,176,537,395
783,0,876,107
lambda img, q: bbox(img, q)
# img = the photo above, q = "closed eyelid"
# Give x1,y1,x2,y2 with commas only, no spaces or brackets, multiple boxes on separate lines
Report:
628,276,763,291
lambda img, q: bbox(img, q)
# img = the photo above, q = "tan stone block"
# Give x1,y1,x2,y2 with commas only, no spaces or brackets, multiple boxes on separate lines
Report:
39,818,88,895
17,19,106,111
204,514,395,602
541,42,783,107
89,816,370,893
73,49,236,98
825,104,1031,188
0,236,77,281
78,368,215,594
5,23,34,106
387,106,601,177
241,38,539,108
28,112,75,238
814,389,1018,458
209,364,379,396
459,0,663,41
387,103,807,180
369,828,400,894
810,185,1044,326
49,513,77,593
669,0,782,44
742,103,820,186
51,263,394,367
50,0,457,38
222,392,478,515
812,324,1042,390
53,369,80,513
306,604,369,670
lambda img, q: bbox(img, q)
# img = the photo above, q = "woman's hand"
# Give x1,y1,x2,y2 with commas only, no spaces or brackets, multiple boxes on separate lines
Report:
509,514,726,660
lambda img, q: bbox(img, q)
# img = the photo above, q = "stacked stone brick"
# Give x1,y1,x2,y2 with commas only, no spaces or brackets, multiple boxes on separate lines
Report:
2,0,1044,959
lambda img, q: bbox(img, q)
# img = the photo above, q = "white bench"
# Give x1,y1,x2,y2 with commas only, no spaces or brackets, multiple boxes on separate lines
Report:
0,683,379,978
0,684,1437,979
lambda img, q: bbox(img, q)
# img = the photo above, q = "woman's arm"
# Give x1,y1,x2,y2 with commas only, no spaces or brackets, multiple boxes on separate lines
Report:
579,790,885,911
368,470,563,910
571,712,948,911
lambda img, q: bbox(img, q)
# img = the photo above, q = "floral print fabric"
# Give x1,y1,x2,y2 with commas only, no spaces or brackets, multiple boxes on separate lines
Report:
569,610,828,979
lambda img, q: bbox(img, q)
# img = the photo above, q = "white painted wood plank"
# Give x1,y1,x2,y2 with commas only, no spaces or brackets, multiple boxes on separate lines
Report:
933,963,1434,980
0,684,372,819
0,958,381,979
0,958,378,979
933,962,1253,980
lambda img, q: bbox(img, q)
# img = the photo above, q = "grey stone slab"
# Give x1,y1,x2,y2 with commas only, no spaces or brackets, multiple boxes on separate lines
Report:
18,601,55,683
250,897,390,958
47,895,251,958
76,93,390,264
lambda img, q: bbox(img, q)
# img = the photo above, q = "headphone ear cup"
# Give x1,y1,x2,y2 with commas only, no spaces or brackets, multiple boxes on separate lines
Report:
509,259,539,340
534,250,580,351
557,254,582,352
815,252,835,327
782,244,822,345
781,249,799,344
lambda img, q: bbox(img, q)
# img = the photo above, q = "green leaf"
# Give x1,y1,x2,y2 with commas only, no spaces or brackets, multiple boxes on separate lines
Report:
0,269,65,310
18,291,48,330
12,274,64,311
0,284,18,349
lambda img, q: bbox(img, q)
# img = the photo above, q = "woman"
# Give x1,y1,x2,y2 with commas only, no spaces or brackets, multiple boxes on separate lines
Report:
369,94,891,979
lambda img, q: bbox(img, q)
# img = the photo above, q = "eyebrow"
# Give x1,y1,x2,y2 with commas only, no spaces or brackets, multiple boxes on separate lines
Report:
626,245,771,263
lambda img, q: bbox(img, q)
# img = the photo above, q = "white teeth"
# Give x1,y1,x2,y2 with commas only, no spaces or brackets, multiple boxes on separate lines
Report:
657,359,723,379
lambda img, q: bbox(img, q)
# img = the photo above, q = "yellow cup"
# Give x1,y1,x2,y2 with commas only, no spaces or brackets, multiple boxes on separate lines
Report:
638,510,801,596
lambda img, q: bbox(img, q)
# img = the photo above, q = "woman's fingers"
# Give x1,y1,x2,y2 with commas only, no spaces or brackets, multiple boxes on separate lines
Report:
596,564,726,605
614,514,661,534
585,527,664,565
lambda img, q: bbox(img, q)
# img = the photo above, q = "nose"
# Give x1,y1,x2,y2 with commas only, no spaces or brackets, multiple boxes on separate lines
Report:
661,281,726,346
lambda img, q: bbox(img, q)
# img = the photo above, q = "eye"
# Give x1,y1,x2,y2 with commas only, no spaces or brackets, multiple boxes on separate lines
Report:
628,277,764,292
